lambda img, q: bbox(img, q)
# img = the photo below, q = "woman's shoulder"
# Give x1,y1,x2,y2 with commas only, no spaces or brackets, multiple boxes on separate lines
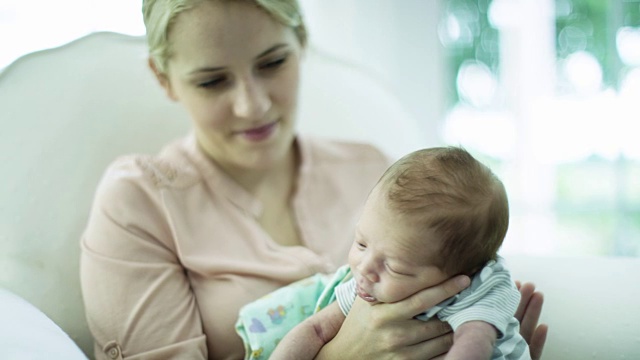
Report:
99,138,202,193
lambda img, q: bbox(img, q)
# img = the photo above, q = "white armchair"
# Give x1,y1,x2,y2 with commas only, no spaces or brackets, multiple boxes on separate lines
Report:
0,31,423,358
0,31,638,359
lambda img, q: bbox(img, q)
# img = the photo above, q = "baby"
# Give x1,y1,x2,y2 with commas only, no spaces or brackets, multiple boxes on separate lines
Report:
236,147,529,360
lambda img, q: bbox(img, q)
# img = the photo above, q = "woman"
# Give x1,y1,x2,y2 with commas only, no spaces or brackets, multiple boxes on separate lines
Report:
80,1,547,359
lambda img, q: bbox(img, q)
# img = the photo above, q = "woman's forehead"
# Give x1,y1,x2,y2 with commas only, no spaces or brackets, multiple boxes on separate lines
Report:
167,1,297,68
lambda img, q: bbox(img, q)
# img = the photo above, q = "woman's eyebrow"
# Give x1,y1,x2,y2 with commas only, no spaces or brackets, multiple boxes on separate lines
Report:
255,43,289,59
189,65,224,75
188,44,290,75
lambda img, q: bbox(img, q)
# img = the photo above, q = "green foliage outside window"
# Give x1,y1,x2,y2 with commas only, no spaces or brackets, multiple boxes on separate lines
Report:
442,0,640,256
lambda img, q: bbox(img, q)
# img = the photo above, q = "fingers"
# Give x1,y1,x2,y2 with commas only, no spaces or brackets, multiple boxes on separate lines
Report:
515,281,549,359
406,330,453,360
514,281,535,322
421,318,453,341
520,291,544,343
377,317,452,348
383,317,451,345
529,324,549,360
391,275,470,319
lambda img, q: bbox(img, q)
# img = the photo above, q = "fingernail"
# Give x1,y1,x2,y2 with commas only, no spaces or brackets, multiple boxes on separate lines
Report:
457,275,471,288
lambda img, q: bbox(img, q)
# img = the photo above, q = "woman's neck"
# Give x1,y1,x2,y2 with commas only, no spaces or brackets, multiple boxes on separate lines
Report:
221,145,299,197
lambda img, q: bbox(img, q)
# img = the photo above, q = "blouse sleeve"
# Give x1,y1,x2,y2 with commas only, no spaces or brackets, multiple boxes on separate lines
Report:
80,157,207,360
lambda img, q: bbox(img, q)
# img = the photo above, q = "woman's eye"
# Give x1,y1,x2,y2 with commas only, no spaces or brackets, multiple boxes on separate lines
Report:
259,56,287,71
198,77,226,89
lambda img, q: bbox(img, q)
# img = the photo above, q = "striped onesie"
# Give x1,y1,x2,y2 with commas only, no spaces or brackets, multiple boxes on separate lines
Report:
336,257,531,360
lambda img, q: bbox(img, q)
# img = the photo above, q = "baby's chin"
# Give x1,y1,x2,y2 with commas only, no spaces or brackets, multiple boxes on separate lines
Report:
357,286,403,305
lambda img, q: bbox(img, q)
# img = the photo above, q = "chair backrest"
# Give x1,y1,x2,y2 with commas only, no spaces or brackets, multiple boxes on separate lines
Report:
0,31,424,356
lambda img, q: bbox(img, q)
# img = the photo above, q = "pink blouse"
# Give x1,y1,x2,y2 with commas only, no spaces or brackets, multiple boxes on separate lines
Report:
80,134,390,360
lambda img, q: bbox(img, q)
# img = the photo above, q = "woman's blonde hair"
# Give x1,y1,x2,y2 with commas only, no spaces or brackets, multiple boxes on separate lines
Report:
142,0,307,74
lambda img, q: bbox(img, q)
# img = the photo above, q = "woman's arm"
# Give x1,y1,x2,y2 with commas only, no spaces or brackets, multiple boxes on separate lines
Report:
270,302,345,360
316,275,471,360
80,160,207,359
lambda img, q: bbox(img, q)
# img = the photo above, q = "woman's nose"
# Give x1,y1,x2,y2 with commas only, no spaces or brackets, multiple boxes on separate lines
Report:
232,77,270,120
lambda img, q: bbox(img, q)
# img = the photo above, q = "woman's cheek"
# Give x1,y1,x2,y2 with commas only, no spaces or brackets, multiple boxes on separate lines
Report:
192,100,227,130
273,65,300,110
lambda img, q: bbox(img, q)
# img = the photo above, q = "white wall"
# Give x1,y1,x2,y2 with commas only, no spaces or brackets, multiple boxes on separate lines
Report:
299,0,447,146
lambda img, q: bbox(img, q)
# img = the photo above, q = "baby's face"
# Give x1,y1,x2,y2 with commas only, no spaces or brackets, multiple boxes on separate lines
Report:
348,186,449,304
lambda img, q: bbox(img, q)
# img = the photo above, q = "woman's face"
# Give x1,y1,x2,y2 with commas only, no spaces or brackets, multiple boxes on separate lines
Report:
157,1,302,171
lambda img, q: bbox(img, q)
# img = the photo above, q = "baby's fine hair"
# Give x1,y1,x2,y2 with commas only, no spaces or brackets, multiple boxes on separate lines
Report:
378,147,509,276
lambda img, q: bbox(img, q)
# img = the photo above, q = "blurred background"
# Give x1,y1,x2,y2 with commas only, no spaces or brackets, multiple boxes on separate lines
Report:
1,0,638,258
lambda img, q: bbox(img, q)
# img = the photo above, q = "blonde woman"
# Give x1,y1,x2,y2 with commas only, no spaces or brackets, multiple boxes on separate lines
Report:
80,1,547,359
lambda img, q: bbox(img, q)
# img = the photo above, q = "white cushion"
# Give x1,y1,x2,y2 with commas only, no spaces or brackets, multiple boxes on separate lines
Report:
0,288,87,359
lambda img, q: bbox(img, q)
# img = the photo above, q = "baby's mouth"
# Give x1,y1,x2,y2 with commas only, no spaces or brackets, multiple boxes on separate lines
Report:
356,284,377,303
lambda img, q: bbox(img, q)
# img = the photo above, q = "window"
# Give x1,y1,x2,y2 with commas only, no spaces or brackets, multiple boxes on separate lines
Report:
3,0,636,257
440,0,640,256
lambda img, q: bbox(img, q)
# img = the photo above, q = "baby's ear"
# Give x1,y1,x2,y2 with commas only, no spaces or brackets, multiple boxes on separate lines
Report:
148,57,178,101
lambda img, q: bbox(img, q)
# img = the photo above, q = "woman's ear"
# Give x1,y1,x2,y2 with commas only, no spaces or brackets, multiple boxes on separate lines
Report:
148,57,178,101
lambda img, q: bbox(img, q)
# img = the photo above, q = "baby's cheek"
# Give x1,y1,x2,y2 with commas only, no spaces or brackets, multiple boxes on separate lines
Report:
381,281,417,303
347,246,359,269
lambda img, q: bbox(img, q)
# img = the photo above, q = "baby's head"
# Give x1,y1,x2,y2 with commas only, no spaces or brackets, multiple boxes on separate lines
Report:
349,147,509,304
381,146,509,276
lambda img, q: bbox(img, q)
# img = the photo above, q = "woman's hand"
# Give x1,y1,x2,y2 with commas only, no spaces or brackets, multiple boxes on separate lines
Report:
316,275,471,360
515,281,548,360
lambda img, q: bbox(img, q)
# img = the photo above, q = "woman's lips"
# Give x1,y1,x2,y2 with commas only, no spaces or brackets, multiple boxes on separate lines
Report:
356,284,377,303
238,121,278,142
